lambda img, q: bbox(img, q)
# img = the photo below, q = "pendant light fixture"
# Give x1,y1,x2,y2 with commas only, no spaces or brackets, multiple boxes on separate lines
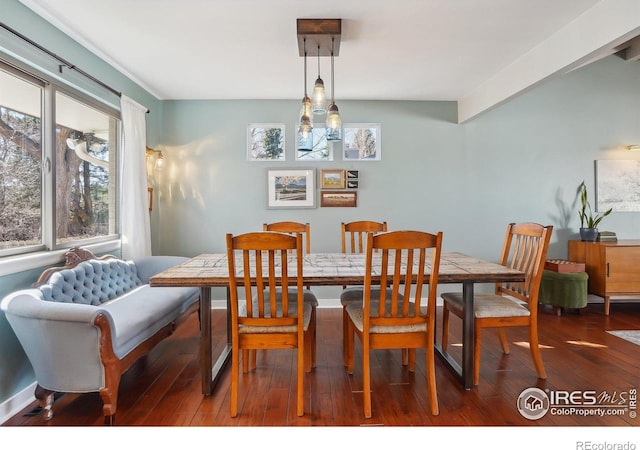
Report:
325,36,342,141
297,19,341,143
297,37,313,151
311,45,327,115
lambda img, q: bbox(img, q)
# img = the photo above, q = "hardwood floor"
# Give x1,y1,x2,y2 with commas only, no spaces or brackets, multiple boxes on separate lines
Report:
3,303,640,427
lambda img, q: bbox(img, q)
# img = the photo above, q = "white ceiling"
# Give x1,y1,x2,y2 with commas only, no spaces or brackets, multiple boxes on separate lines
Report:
18,0,640,122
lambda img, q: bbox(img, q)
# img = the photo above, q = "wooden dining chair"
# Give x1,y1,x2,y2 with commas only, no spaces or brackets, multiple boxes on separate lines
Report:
441,222,553,386
226,231,312,417
263,221,311,254
344,230,444,417
341,220,388,254
262,221,317,368
339,220,388,364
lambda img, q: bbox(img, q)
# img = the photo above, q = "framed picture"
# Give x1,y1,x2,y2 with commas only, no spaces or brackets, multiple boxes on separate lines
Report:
296,126,333,161
320,191,357,207
347,180,359,189
346,170,359,179
320,169,345,189
267,169,315,209
596,160,640,212
343,123,381,161
248,123,285,161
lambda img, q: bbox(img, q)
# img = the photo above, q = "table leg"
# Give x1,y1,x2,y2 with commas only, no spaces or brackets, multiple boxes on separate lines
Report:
461,281,475,390
434,281,475,390
200,286,232,395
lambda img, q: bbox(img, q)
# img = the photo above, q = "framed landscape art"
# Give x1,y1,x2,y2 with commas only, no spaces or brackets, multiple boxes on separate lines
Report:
267,169,315,209
320,191,357,207
320,169,345,189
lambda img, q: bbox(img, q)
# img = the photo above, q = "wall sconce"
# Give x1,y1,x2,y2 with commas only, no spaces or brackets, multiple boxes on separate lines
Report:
145,147,164,212
146,147,164,169
626,145,640,151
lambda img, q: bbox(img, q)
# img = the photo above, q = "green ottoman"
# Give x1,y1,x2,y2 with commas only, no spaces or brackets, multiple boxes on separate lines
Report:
539,270,588,315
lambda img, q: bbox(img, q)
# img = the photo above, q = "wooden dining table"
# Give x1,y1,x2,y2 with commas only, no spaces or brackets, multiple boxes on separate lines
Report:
150,251,525,393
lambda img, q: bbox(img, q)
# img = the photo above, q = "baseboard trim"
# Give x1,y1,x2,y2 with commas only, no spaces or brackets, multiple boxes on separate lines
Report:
0,381,36,425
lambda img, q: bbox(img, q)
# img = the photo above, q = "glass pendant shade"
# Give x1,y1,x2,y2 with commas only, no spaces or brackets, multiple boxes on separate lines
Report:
312,77,326,115
297,114,313,151
325,102,342,141
300,95,312,119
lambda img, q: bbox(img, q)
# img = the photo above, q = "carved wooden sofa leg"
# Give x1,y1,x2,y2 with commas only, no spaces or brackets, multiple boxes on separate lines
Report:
35,384,55,420
96,314,122,426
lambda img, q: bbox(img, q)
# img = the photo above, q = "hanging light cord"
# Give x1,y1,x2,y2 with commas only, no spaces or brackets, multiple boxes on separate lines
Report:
317,45,321,78
303,38,308,96
330,37,335,102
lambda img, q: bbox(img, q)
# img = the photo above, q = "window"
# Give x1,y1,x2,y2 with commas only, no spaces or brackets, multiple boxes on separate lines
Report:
0,61,120,258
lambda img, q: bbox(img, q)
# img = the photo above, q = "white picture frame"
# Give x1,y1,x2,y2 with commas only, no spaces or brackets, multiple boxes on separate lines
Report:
596,159,640,212
343,123,381,161
295,126,333,161
247,123,285,161
267,168,316,209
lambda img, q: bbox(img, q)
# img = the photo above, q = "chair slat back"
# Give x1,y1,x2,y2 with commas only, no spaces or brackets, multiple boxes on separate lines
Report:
341,221,388,254
498,222,553,309
226,232,304,329
364,230,443,330
264,222,311,254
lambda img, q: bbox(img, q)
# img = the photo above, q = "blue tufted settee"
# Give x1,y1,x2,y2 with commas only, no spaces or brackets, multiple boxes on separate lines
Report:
0,247,199,425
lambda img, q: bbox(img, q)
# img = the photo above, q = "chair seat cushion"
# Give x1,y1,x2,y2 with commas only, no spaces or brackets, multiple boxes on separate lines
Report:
345,300,425,334
339,287,395,306
238,301,312,333
264,287,319,307
441,292,530,318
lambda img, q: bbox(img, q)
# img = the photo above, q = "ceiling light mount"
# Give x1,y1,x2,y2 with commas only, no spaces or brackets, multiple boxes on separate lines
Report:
297,19,341,57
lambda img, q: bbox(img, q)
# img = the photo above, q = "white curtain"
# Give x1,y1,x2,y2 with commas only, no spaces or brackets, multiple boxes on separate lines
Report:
120,95,151,259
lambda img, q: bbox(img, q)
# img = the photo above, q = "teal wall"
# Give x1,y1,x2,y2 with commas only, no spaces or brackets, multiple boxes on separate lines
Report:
154,57,640,302
2,0,640,416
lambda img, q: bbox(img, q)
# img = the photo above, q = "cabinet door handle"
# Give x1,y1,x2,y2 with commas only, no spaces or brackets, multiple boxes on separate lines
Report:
606,262,610,277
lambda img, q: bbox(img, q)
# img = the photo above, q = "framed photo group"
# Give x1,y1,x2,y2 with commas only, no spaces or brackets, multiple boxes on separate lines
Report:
266,168,359,209
248,123,380,162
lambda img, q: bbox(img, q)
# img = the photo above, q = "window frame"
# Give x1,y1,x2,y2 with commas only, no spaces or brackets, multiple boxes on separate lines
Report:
0,56,122,272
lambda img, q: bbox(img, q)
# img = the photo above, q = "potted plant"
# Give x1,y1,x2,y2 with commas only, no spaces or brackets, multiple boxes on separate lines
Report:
578,181,612,241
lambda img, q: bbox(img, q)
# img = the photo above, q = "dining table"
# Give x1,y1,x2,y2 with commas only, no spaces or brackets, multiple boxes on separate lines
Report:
149,251,525,393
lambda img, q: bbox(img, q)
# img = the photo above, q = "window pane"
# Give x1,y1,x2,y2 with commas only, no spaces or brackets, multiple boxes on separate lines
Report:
0,68,42,251
55,92,116,245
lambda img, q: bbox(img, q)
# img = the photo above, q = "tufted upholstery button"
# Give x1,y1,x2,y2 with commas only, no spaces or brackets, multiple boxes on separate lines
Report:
39,259,143,304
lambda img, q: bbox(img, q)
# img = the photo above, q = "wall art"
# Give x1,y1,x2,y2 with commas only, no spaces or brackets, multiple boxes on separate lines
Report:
320,190,357,207
596,159,640,212
343,123,381,161
320,169,345,189
248,123,285,161
267,168,315,209
296,127,333,161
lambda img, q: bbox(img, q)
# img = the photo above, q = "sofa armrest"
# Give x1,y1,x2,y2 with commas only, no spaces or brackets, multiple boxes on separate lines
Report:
1,290,114,392
132,256,189,284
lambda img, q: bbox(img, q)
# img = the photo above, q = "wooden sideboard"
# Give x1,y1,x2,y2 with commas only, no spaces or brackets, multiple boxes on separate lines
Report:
568,240,640,315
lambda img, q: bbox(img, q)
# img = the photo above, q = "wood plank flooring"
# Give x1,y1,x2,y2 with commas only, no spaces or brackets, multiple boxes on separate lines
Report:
3,303,640,427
